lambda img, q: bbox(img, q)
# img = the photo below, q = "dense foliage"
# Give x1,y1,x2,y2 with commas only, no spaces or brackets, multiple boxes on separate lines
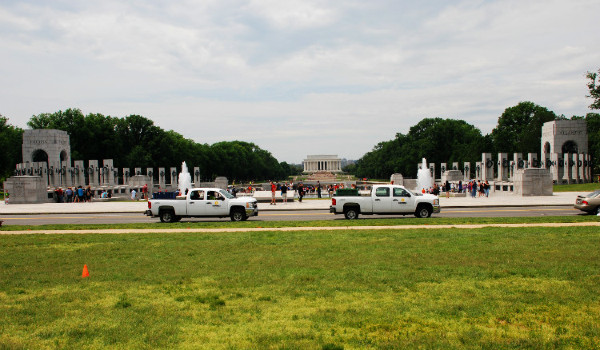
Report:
587,69,600,110
350,118,490,178
352,101,600,179
25,109,299,182
489,101,557,154
0,115,24,182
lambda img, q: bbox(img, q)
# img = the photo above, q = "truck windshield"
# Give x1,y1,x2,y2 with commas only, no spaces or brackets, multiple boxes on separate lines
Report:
219,189,234,199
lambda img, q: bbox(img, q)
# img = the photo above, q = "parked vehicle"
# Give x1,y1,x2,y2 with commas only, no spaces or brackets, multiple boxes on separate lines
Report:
574,190,600,215
330,184,440,219
145,188,258,222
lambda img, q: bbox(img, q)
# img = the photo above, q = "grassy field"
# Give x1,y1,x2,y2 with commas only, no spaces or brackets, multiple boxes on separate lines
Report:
1,226,599,349
2,215,600,232
553,183,600,192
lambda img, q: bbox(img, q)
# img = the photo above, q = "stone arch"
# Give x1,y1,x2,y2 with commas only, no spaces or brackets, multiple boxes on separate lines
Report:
543,142,551,154
561,140,578,154
32,149,49,163
60,150,68,162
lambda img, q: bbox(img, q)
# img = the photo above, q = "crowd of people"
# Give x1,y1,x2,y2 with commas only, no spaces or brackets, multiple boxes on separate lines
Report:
53,186,100,203
422,180,491,198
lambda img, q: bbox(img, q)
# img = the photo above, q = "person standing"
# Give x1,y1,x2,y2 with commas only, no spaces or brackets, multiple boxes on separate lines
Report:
297,182,304,202
317,181,322,198
281,183,288,204
270,181,277,205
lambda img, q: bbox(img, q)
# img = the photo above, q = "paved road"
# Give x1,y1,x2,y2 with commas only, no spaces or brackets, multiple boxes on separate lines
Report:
0,205,583,225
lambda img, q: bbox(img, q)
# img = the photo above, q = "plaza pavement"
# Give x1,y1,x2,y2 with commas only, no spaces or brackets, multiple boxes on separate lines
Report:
0,191,586,215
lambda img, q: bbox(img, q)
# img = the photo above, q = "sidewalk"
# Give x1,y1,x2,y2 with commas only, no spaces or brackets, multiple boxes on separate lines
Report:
0,192,584,215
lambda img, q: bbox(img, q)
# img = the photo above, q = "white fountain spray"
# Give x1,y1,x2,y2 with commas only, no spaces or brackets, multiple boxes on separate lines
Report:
178,161,192,195
416,158,433,193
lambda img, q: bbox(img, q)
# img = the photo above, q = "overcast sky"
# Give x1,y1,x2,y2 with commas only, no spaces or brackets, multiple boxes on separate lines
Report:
1,0,599,164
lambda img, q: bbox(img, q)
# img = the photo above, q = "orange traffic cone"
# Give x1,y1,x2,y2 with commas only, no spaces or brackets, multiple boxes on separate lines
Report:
82,264,89,278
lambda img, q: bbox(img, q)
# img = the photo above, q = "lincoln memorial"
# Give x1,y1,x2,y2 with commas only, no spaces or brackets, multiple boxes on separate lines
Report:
303,155,342,173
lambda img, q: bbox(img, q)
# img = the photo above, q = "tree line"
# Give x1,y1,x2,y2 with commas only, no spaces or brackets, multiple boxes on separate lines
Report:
347,102,600,179
0,109,302,183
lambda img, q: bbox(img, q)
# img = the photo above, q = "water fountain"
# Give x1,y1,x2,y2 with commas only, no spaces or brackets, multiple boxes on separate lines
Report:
416,158,433,193
178,161,192,195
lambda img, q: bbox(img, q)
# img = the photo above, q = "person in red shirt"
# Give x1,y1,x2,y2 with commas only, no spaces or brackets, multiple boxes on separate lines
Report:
270,181,277,205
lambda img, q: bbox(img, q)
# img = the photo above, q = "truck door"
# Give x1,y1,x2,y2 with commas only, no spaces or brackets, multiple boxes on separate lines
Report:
392,187,416,213
373,186,393,213
186,190,206,216
205,190,229,216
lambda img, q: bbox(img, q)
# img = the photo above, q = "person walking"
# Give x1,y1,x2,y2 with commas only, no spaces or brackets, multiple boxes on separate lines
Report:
297,182,304,202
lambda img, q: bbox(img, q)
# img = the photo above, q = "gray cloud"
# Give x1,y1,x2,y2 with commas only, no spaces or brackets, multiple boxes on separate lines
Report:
1,0,599,163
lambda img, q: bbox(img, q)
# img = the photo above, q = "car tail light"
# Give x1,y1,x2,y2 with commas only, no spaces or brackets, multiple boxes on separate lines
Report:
148,201,151,209
582,200,589,205
332,198,336,205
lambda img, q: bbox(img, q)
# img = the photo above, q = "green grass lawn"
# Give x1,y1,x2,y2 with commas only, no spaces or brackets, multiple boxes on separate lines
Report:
1,226,599,349
553,183,600,192
2,214,599,232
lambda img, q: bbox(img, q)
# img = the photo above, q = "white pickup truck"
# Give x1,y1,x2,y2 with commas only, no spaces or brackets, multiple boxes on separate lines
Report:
145,188,258,222
330,185,440,219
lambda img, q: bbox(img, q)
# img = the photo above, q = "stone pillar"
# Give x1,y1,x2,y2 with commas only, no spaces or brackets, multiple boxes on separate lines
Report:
146,168,154,188
482,153,494,180
475,162,481,180
73,161,84,187
509,161,515,181
527,153,538,168
123,168,130,186
463,162,471,181
514,153,524,170
193,167,200,185
88,160,98,187
578,154,585,182
170,167,178,188
440,163,447,177
550,153,560,183
497,153,508,181
571,154,579,183
49,161,61,188
158,167,166,190
429,164,435,181
562,153,571,184
585,154,591,182
103,159,115,186
452,162,459,171
40,163,49,188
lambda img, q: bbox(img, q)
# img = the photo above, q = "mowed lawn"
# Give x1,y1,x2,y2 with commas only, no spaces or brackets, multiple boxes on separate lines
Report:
0,227,599,349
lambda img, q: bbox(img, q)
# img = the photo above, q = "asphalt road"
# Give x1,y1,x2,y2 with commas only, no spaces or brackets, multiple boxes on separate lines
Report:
0,205,584,226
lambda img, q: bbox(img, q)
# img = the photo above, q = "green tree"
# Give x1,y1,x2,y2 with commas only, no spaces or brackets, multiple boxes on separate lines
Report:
0,115,24,181
586,69,600,110
352,118,488,179
490,101,556,154
584,113,600,176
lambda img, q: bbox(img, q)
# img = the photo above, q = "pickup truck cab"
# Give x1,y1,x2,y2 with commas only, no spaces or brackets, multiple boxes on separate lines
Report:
330,184,440,219
145,188,258,222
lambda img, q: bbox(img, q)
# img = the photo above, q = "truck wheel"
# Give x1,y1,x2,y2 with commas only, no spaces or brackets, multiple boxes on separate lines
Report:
414,205,432,218
160,210,176,223
344,207,359,220
230,208,246,222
